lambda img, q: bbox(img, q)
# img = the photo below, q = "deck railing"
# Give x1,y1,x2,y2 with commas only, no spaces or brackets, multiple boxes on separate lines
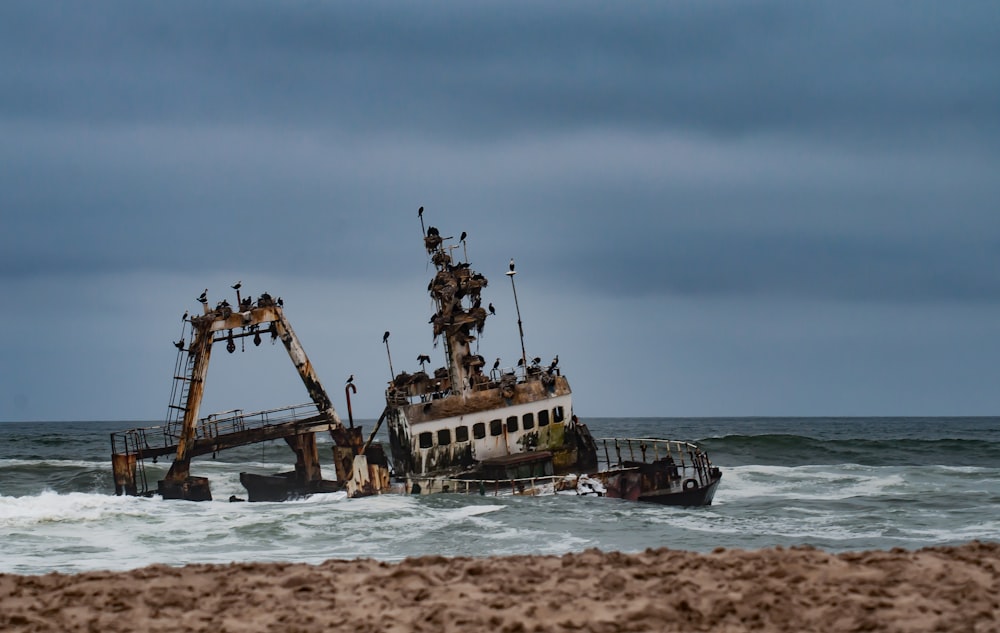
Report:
593,437,717,487
110,402,322,458
411,474,564,496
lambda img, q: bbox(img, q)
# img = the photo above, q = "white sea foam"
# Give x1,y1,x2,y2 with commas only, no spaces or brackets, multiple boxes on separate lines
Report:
936,464,1000,474
0,491,153,526
3,442,1000,573
715,464,910,502
0,458,109,468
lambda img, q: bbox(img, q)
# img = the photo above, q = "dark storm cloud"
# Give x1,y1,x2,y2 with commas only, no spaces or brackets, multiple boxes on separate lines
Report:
2,1,998,303
3,1,1000,420
1,1,997,142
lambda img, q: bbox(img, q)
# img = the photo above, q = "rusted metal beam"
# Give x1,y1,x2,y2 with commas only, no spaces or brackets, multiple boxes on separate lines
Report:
164,313,214,484
272,311,341,430
142,300,355,499
284,432,323,485
111,453,137,496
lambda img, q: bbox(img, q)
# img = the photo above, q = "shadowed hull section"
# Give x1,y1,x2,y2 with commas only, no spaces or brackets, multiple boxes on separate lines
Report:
639,476,721,506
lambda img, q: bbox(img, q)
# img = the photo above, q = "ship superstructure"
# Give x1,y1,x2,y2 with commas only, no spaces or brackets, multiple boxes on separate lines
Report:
383,224,598,493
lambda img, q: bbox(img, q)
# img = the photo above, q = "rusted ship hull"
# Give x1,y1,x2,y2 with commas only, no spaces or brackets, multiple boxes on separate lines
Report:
588,437,722,506
642,477,721,506
238,472,344,502
597,469,722,506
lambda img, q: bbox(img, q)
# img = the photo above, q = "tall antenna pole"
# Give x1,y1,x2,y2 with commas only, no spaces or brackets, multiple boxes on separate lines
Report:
383,331,394,380
505,259,528,370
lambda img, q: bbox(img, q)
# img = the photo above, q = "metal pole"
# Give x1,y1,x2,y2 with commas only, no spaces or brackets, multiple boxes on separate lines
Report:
345,382,357,429
505,265,528,369
383,331,395,380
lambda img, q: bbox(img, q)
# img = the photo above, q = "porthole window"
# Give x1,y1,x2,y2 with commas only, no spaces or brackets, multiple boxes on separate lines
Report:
553,406,565,423
522,413,535,430
455,426,469,442
507,416,519,433
418,432,433,449
473,423,486,439
538,410,550,427
437,429,451,446
490,419,503,436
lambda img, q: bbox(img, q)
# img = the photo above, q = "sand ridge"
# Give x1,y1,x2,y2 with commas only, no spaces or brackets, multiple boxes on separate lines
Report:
2,541,998,632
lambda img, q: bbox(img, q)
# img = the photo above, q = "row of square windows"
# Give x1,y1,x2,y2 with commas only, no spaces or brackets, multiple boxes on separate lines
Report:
417,406,566,449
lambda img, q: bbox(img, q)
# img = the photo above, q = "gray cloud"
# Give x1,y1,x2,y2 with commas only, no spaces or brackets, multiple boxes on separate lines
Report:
2,2,997,143
3,1,999,419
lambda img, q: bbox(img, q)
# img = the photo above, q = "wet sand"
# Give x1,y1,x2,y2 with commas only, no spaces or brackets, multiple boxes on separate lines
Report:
2,541,997,632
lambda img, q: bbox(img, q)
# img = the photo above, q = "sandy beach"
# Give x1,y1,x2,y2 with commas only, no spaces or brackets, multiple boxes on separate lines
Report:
1,541,997,633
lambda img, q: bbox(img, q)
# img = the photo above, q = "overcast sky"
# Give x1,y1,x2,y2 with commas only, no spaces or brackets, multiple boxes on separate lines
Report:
2,1,999,422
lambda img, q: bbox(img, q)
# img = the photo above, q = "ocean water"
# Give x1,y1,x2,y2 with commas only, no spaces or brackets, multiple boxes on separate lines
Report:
1,417,998,575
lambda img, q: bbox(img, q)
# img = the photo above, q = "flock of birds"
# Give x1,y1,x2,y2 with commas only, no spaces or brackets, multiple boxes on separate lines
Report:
192,282,282,309
180,210,557,395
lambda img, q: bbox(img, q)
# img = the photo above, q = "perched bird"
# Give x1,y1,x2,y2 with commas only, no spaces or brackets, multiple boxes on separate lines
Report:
231,281,241,290
509,258,515,272
460,231,467,242
197,289,208,304
488,303,496,315
173,339,185,350
517,358,525,367
277,297,283,307
532,357,542,365
182,310,189,321
417,354,431,368
493,357,501,370
383,331,391,343
418,206,424,218
346,374,354,385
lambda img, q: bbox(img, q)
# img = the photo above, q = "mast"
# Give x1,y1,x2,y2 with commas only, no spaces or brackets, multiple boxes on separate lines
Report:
423,226,490,393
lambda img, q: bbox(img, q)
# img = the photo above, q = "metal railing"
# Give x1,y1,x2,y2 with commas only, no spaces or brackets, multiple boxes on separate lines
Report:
593,437,718,487
111,402,321,457
193,402,320,440
388,365,563,403
410,474,564,496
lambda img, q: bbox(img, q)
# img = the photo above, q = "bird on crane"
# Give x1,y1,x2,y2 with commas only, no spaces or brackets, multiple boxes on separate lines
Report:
488,303,496,315
197,289,208,304
383,331,391,343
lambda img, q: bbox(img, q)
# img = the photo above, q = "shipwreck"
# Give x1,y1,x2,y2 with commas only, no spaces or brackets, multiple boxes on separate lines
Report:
110,290,389,502
111,209,721,505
